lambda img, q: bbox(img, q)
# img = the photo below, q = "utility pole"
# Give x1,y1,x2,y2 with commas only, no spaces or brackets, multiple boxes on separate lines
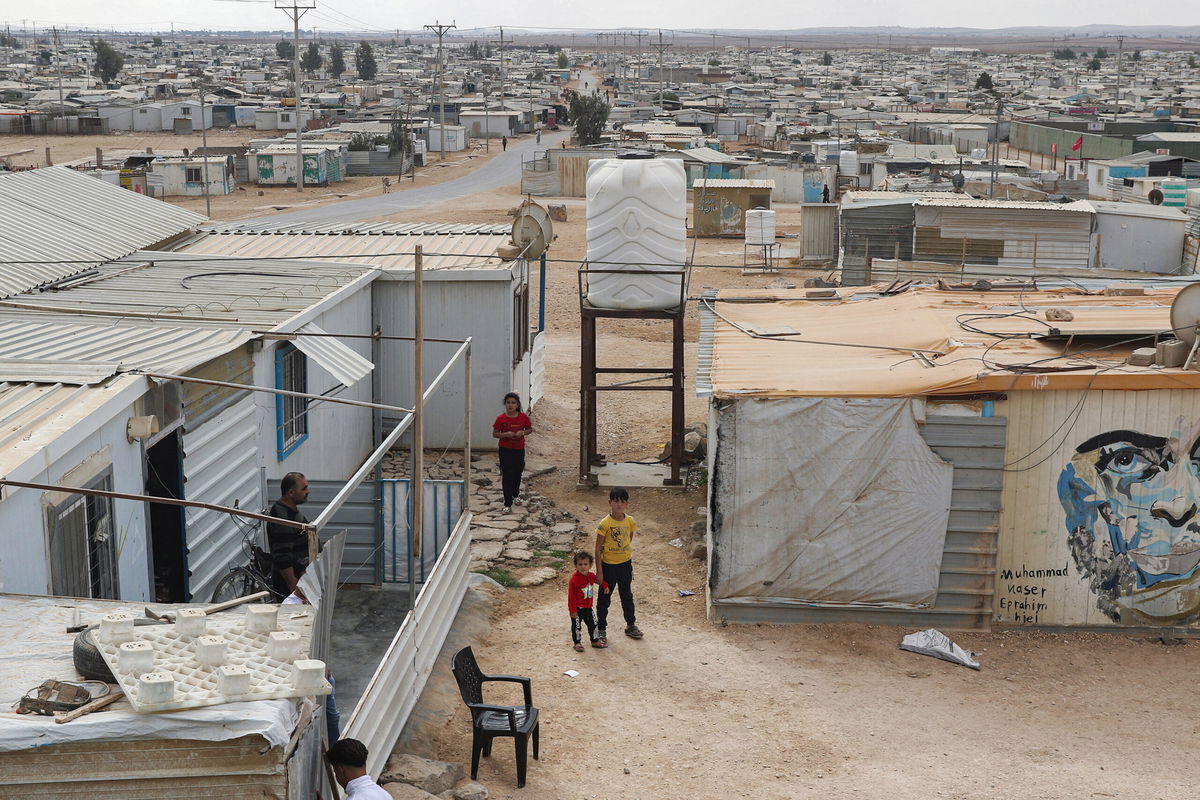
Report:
52,27,64,128
424,20,456,162
990,93,1003,198
494,27,507,135
1113,36,1124,122
275,0,314,193
654,30,671,111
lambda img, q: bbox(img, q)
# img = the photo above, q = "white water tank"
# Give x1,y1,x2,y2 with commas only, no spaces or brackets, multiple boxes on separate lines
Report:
838,150,859,176
585,158,687,310
745,208,776,245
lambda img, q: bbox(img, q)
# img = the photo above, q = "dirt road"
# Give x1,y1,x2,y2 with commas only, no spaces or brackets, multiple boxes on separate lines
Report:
373,188,1197,799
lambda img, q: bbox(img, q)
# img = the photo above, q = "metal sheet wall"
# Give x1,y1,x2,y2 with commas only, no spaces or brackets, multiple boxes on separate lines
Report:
797,204,837,262
270,480,378,586
996,389,1200,630
839,202,916,284
381,479,466,583
182,395,263,603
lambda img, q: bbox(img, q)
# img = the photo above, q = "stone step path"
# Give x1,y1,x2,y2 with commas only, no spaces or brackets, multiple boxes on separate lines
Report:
380,449,582,586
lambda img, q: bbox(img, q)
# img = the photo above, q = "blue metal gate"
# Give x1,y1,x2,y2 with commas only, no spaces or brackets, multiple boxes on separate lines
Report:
380,479,466,583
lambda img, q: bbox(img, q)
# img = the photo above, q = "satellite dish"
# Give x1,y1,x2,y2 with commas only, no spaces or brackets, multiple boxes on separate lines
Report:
1149,188,1165,205
1169,283,1200,347
511,199,553,260
951,173,966,190
929,149,939,159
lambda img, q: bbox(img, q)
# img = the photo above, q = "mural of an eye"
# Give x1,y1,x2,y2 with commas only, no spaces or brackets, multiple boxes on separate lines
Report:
1103,449,1149,476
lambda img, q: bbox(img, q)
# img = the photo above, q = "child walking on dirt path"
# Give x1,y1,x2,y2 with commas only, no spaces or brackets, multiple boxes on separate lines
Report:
594,487,643,645
568,551,607,651
492,392,532,514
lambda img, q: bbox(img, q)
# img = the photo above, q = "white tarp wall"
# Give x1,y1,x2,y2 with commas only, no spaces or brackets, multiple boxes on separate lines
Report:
710,397,953,607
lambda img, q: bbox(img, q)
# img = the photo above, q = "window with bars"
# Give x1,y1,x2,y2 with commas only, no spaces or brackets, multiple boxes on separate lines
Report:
276,344,309,459
185,167,202,182
47,472,119,599
512,284,530,365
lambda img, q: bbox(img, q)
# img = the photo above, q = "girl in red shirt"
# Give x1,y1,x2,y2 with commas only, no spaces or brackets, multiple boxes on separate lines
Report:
492,392,533,514
568,551,607,651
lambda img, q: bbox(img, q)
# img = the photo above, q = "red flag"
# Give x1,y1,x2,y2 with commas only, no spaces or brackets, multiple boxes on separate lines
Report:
1071,136,1083,151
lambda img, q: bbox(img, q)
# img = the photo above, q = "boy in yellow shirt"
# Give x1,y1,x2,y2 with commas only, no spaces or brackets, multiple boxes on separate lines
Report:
594,487,643,644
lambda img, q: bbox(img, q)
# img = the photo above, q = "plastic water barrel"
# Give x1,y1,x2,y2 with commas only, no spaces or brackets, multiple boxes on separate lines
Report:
585,158,686,310
1161,178,1187,207
745,208,776,245
838,150,859,176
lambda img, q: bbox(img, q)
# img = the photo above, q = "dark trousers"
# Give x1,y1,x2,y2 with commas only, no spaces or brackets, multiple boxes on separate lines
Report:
597,560,635,630
571,608,597,644
498,447,525,506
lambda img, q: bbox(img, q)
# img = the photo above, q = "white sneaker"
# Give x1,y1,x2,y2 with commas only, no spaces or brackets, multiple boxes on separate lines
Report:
502,506,511,514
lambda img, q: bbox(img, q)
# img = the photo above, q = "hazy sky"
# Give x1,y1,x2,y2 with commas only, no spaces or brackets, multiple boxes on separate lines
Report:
5,0,1198,36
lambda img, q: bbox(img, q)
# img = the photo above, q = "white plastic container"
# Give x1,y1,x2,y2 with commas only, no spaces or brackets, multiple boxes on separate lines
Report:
585,158,686,310
745,208,776,245
838,150,859,177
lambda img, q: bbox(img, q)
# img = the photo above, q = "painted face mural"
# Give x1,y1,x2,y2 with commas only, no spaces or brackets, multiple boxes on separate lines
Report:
1058,423,1200,625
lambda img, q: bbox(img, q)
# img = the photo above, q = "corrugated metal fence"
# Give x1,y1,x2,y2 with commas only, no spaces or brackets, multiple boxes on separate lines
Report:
381,479,466,583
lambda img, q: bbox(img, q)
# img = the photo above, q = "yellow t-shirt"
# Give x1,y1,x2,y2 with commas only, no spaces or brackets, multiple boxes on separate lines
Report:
597,514,636,564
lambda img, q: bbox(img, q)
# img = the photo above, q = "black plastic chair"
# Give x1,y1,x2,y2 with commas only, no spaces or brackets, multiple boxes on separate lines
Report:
451,646,540,788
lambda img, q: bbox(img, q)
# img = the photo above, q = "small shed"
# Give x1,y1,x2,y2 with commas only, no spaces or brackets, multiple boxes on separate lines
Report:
692,178,775,237
1087,200,1187,272
146,155,236,197
459,110,519,139
253,144,346,186
427,124,470,153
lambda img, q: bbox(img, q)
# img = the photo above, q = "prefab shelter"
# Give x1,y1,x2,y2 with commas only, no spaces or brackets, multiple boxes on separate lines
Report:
692,178,775,237
459,110,519,139
426,124,470,153
146,155,236,197
253,144,345,186
700,284,1200,632
1088,201,1187,272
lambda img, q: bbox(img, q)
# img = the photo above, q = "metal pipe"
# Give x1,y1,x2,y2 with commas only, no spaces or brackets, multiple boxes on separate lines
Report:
310,338,471,532
0,478,312,530
131,371,414,415
253,330,467,344
410,244,425,610
463,342,472,517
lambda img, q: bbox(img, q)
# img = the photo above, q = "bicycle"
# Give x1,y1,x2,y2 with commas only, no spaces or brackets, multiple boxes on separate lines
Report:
210,516,281,604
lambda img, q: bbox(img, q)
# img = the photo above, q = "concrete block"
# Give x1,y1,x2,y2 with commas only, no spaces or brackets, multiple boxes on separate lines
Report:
1157,338,1189,368
267,630,302,661
196,635,228,666
1104,283,1145,296
99,612,135,644
176,608,207,636
139,672,174,704
118,641,155,674
245,604,278,633
292,659,326,691
1128,347,1156,366
217,664,252,696
380,753,465,795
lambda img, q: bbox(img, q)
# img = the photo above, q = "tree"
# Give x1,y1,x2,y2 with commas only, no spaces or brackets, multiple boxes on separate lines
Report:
1131,50,1142,62
1191,56,1198,69
821,51,833,66
153,36,163,47
404,36,412,46
301,42,322,73
356,41,377,80
1088,57,1101,72
484,43,492,58
557,50,568,69
1053,47,1076,59
850,76,862,87
276,39,294,60
975,71,994,90
387,111,413,158
1095,47,1110,59
37,49,52,66
468,40,480,59
565,90,609,145
329,43,345,76
91,38,124,83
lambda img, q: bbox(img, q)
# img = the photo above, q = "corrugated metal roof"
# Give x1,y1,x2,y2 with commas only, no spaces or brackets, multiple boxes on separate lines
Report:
1083,200,1189,221
0,251,371,329
209,221,511,236
175,227,509,272
915,197,1092,212
0,167,206,299
693,179,775,189
0,319,254,380
292,322,374,388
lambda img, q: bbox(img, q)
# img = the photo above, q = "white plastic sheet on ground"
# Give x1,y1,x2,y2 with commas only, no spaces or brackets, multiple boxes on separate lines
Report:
900,628,981,670
712,397,953,607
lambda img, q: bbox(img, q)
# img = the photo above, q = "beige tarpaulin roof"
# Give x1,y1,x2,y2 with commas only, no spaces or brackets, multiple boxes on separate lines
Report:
707,286,1200,397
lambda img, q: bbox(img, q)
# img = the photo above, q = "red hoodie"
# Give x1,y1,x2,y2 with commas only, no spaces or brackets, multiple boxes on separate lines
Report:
568,571,599,615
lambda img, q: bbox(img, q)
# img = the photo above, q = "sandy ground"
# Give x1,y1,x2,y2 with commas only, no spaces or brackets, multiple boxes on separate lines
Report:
367,182,1199,799
0,128,524,222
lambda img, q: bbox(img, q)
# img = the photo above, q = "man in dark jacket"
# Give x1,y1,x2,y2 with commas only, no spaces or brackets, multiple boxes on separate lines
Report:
267,471,311,599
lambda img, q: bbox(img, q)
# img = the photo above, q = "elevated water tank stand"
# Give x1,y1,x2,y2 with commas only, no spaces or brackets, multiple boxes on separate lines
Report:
741,242,780,275
577,263,689,488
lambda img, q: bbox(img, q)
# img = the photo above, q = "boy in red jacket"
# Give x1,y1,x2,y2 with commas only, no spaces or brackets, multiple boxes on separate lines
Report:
568,551,608,651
